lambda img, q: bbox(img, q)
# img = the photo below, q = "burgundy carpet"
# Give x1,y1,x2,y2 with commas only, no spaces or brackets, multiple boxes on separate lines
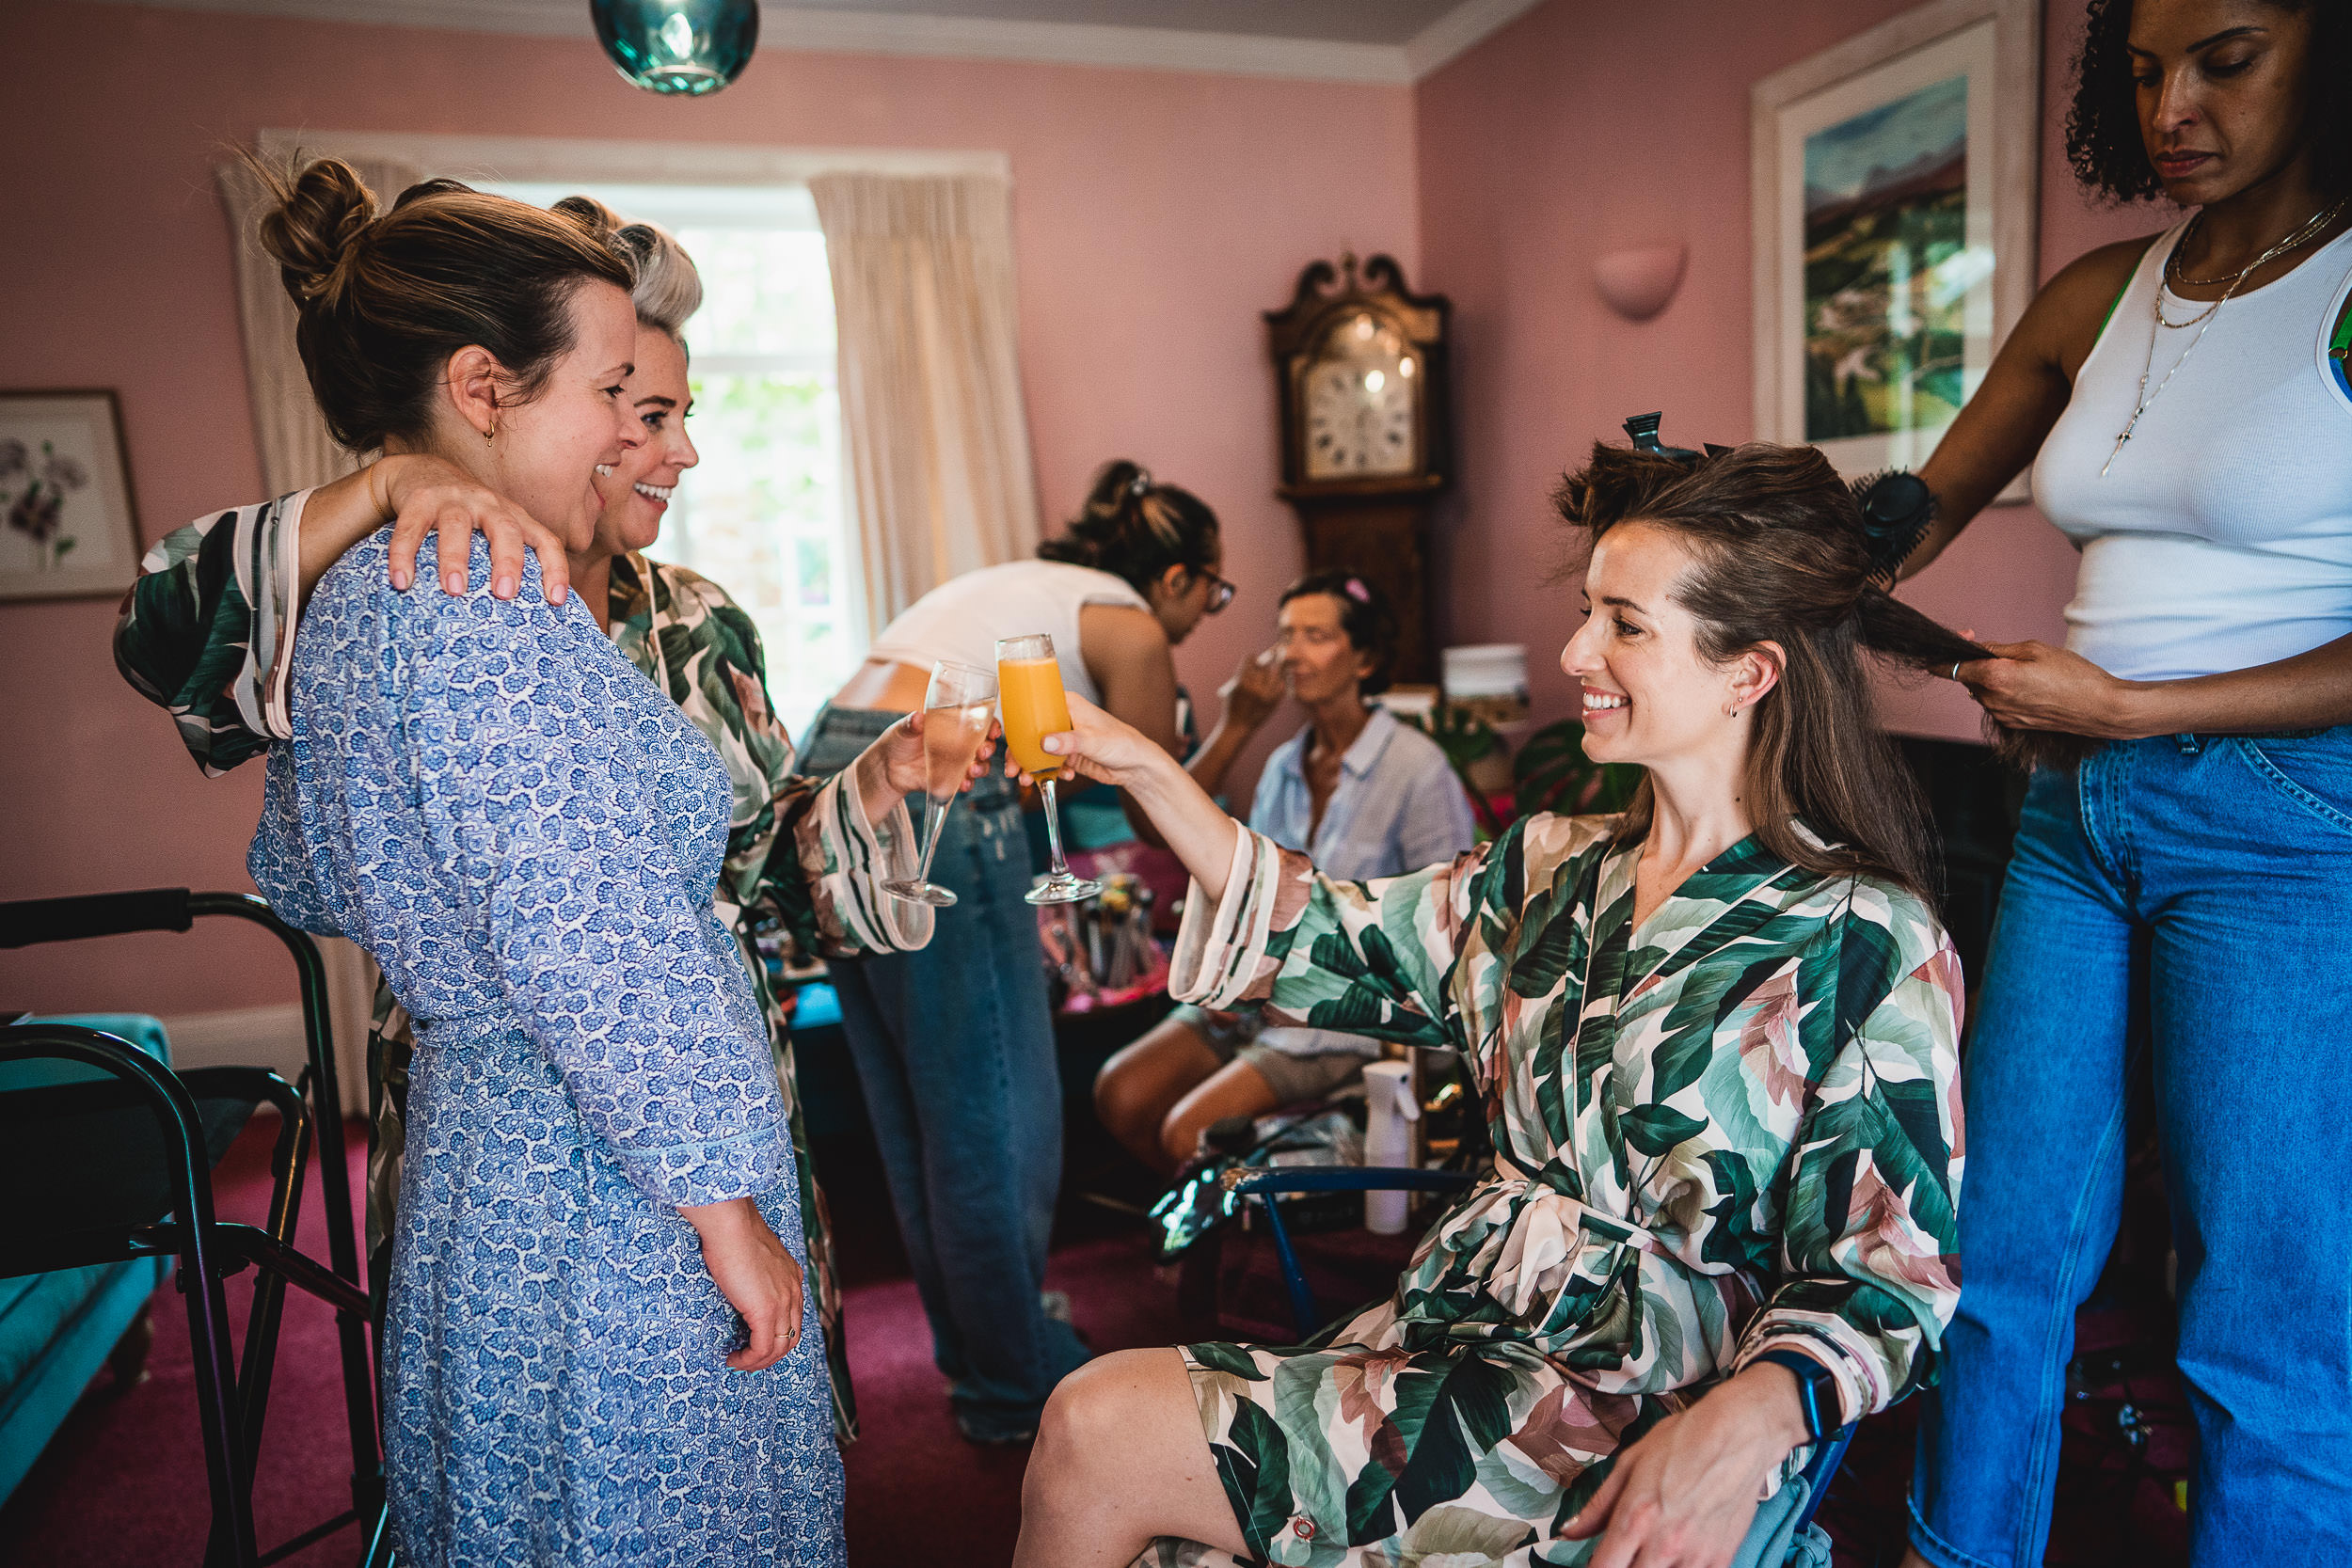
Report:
0,1117,1184,1568
0,1115,2180,1567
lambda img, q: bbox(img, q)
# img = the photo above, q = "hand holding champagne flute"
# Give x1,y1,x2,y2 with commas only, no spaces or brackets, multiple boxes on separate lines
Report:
883,660,1000,907
1006,690,1247,906
995,634,1104,905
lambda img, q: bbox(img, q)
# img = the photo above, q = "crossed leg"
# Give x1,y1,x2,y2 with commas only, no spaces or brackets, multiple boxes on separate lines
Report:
1014,1348,1255,1568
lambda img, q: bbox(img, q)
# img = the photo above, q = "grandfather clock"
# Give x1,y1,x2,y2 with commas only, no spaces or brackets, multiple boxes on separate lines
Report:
1265,252,1453,684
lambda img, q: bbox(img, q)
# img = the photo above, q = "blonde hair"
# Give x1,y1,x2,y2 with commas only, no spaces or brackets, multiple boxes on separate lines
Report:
551,196,704,339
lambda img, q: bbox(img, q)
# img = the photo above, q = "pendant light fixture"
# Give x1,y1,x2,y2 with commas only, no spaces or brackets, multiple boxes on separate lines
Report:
592,0,758,95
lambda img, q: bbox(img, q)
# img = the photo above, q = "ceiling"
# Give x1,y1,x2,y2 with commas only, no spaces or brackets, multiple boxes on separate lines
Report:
118,0,1546,82
780,0,1470,47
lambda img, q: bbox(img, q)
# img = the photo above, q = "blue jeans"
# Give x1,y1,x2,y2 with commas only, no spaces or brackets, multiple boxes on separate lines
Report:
1911,731,2352,1567
799,706,1089,1439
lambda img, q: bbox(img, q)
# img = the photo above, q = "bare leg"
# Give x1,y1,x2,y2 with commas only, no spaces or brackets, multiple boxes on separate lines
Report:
1015,1348,1254,1568
1094,1018,1223,1175
1157,1058,1280,1172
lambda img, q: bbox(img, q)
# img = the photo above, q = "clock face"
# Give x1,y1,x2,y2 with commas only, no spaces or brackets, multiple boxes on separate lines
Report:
1303,313,1419,481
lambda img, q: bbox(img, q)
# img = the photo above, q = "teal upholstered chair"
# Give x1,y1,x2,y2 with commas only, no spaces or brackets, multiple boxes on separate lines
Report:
0,1013,175,1508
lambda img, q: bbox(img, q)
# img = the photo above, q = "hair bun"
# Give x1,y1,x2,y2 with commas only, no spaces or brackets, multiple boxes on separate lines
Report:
256,157,379,307
1082,459,1149,518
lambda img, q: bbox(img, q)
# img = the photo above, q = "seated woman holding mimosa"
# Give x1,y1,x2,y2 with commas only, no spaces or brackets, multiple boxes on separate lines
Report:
1009,440,1976,1568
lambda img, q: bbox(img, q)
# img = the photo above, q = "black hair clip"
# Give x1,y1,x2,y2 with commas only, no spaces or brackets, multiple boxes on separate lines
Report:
1624,411,1936,580
1851,469,1937,581
1624,412,1730,465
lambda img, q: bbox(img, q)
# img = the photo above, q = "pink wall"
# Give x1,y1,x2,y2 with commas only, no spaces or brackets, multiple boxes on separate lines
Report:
0,0,1418,1016
1412,0,2160,738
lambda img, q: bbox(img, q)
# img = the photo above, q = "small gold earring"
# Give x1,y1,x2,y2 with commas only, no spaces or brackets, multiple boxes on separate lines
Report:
483,424,496,442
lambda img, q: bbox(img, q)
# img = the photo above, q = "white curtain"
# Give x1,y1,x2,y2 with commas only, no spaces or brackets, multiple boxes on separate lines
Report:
809,172,1041,636
215,151,422,1113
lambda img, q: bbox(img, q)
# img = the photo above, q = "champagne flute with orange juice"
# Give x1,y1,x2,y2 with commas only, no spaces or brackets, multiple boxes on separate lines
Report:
995,633,1104,905
882,660,1000,907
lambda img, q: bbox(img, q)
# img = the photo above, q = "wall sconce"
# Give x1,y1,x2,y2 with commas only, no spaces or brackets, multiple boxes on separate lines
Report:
1593,243,1688,323
593,0,758,95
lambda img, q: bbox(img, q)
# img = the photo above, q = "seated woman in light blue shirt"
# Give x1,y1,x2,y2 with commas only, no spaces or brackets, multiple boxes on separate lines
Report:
1092,570,1478,1174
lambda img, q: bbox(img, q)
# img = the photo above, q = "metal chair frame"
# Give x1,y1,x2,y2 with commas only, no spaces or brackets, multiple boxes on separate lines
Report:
1228,1164,1856,1537
0,888,385,1565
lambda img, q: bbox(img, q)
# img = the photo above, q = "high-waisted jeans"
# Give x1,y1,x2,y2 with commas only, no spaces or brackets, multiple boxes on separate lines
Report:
799,705,1089,1440
1911,729,2352,1567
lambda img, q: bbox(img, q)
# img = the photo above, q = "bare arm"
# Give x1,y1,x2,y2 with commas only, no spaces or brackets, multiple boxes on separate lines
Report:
1187,646,1285,800
1901,237,2157,578
1960,631,2352,736
1025,694,1243,900
1080,602,1196,844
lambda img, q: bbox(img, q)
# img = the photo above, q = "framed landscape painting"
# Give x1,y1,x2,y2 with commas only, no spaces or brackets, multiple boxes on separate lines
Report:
1753,0,2041,499
0,390,142,601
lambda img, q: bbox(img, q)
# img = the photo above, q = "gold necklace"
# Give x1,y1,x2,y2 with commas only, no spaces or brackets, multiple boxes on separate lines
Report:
2106,197,2350,475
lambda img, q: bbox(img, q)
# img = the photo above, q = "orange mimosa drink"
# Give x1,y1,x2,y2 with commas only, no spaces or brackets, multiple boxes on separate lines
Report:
994,633,1102,904
997,655,1073,776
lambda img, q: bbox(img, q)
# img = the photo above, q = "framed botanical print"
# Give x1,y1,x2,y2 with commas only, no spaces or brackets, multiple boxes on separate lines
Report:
1752,0,2041,499
0,390,143,601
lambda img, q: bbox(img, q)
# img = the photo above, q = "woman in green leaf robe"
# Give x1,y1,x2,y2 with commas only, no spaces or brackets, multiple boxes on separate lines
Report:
109,201,908,1440
1009,440,1978,1568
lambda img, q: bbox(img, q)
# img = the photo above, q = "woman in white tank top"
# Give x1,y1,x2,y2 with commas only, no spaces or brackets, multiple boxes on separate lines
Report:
1901,8,2352,1567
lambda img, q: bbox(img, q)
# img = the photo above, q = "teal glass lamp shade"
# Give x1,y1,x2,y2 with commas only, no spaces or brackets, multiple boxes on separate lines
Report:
593,0,758,95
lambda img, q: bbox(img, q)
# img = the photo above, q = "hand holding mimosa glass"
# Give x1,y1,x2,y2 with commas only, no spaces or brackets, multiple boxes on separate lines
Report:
882,660,1001,907
995,634,1104,905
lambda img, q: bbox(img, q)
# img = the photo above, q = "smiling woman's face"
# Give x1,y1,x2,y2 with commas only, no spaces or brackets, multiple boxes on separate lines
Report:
2128,0,2318,206
591,324,699,559
1560,520,1755,769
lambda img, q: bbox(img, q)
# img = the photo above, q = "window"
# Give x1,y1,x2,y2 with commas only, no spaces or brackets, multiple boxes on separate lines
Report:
491,181,858,740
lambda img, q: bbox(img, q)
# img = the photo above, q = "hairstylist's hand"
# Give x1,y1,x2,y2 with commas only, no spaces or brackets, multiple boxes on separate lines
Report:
1559,1362,1813,1568
372,452,572,605
1218,646,1285,734
680,1196,803,1371
1955,638,2146,739
1010,693,1170,793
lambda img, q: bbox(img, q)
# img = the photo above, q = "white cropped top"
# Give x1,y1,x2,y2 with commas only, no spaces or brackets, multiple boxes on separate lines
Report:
2031,219,2352,681
862,560,1150,705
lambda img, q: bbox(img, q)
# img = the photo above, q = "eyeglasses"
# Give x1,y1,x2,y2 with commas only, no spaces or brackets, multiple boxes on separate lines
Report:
1201,572,1237,614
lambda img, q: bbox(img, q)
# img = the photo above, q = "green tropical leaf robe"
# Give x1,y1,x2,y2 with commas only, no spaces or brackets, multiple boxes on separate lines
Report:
1156,813,1964,1566
116,499,931,1442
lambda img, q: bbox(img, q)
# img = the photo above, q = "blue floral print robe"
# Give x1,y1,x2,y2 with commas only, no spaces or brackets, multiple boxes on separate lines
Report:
115,493,898,1438
246,528,922,1565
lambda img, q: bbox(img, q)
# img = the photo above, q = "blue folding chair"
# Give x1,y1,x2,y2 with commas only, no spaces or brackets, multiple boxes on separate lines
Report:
1226,1164,1856,1556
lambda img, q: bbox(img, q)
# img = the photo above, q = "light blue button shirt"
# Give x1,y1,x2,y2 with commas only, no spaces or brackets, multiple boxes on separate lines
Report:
1246,705,1479,1057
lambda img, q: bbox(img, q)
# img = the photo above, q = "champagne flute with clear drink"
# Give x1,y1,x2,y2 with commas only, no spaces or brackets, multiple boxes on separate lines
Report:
882,659,1000,907
994,634,1104,905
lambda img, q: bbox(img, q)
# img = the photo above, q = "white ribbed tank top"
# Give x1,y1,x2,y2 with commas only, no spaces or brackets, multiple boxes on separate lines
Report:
2032,218,2352,681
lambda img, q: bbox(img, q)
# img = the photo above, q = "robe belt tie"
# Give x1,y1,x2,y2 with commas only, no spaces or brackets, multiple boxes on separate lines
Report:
1459,1154,1661,1320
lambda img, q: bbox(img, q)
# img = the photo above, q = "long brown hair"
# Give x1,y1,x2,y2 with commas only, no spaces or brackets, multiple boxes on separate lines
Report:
249,157,634,451
1554,440,2078,900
